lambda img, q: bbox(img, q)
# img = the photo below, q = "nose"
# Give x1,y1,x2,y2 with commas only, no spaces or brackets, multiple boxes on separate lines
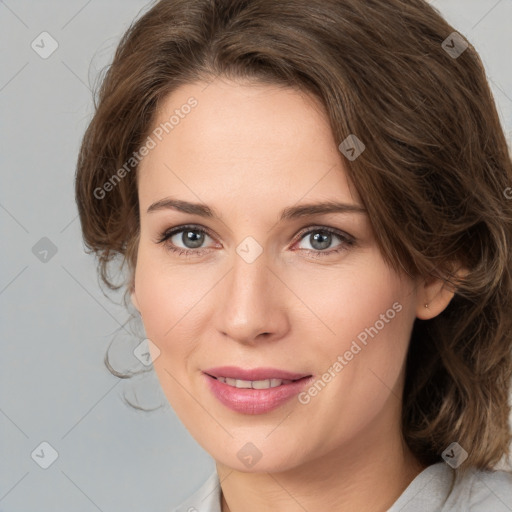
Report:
213,248,290,345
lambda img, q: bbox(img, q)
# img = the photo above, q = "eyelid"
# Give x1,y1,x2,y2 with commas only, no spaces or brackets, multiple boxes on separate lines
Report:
156,223,353,242
156,223,355,256
292,224,355,246
156,224,216,244
288,228,355,261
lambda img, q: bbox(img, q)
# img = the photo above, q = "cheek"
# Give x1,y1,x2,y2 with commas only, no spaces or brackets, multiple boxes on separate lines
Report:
289,255,411,353
291,255,415,409
133,249,208,412
133,248,204,354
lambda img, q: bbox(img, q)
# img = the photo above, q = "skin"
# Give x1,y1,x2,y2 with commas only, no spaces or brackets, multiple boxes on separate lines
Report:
131,77,456,512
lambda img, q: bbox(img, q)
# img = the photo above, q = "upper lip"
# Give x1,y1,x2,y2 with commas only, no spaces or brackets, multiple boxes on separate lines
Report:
203,366,311,381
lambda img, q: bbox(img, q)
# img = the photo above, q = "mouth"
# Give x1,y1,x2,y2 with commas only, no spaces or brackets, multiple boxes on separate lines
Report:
205,374,310,389
202,366,314,414
203,365,311,382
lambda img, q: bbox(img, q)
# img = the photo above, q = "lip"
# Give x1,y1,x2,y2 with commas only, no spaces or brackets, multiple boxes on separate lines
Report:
203,366,310,381
202,367,313,415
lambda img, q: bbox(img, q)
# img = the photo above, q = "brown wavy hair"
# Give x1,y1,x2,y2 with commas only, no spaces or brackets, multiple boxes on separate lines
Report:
75,0,512,485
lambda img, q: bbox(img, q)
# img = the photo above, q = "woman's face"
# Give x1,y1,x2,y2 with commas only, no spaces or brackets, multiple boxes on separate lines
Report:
132,77,424,472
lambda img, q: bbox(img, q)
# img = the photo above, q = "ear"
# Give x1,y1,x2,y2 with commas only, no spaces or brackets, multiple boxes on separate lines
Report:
415,266,468,320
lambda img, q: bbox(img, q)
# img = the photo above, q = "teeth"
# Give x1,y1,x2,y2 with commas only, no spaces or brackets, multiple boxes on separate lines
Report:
255,379,274,389
216,377,293,389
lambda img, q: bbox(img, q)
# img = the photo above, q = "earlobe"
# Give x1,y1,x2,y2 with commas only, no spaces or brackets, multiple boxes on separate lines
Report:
415,277,455,320
416,266,468,320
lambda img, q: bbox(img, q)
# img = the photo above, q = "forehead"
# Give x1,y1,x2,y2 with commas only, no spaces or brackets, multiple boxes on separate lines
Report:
137,78,360,209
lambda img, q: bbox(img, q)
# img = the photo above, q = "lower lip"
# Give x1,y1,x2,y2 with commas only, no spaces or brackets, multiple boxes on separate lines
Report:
203,373,313,415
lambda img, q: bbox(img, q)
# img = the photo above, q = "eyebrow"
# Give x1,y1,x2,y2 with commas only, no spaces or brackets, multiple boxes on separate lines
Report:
147,197,367,220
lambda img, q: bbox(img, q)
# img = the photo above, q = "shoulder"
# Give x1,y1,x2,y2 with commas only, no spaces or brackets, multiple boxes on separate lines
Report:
387,462,512,512
171,471,222,512
460,466,512,511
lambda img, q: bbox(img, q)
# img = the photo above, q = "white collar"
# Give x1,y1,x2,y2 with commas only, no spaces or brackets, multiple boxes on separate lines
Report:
172,470,221,512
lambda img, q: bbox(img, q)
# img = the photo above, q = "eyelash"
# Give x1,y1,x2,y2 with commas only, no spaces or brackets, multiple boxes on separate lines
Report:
155,224,355,259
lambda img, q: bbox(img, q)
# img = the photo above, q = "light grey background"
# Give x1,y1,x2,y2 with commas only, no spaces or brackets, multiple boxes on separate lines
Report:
1,1,511,511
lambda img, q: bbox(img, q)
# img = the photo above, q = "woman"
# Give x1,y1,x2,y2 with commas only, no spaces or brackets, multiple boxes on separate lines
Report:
75,0,512,510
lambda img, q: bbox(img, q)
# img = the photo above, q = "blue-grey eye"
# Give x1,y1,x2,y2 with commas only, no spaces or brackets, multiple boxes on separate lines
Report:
310,231,332,250
298,229,343,251
177,229,207,249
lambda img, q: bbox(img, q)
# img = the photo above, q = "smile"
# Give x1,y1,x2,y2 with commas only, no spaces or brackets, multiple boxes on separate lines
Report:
211,377,295,389
203,368,314,414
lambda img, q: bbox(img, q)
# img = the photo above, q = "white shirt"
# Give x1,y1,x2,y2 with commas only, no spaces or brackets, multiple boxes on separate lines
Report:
171,462,512,511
